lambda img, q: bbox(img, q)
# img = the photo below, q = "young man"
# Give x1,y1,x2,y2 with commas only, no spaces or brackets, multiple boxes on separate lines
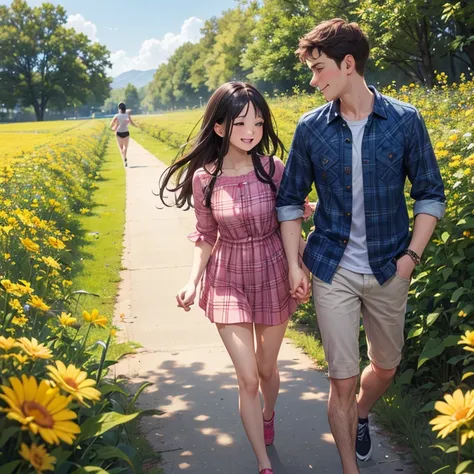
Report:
276,18,445,474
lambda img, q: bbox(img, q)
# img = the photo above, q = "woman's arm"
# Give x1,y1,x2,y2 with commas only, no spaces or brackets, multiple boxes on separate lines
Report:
109,116,117,130
128,113,135,126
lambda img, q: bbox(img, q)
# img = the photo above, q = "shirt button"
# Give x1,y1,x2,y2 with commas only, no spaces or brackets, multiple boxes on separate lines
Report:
388,153,393,159
322,158,329,165
343,239,348,245
346,185,352,191
345,167,351,174
345,138,351,144
346,212,351,217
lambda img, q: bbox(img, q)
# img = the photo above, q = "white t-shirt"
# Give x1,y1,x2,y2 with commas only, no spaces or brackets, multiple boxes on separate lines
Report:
115,112,130,133
338,116,372,274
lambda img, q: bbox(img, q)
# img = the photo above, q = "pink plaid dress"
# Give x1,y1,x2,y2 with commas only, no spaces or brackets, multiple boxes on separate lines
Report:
188,156,297,325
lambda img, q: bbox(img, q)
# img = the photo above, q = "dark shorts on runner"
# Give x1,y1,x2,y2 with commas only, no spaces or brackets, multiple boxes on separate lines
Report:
116,131,130,138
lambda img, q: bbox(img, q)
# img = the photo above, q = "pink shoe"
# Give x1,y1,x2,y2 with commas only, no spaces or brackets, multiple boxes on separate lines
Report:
263,412,275,446
260,470,273,474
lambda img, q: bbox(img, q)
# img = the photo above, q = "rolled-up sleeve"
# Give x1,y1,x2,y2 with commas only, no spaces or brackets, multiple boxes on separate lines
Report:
407,110,446,220
276,120,314,222
187,170,218,246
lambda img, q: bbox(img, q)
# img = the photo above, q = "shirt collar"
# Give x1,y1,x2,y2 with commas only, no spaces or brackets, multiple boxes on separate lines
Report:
327,85,388,123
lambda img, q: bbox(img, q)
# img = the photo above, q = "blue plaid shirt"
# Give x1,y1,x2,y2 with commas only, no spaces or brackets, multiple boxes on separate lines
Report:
276,86,445,285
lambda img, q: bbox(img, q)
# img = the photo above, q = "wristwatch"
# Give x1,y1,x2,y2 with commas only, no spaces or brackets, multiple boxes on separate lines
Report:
400,249,421,265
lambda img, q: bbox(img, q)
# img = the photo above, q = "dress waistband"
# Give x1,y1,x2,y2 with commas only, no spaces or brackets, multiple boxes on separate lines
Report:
219,229,278,244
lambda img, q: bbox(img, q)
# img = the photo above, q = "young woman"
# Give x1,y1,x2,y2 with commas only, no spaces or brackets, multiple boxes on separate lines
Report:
110,102,135,166
159,82,309,474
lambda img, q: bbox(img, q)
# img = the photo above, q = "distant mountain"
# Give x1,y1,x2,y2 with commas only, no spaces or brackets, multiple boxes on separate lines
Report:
111,69,157,90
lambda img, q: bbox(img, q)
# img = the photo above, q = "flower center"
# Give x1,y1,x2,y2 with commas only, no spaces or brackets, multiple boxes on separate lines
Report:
454,407,470,421
64,377,78,389
32,452,43,468
23,401,54,428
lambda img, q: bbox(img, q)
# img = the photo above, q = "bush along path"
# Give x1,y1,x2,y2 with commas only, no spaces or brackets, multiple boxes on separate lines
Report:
112,137,411,474
0,127,157,473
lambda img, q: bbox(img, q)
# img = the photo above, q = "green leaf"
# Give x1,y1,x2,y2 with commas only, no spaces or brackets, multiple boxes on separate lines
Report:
99,383,129,397
432,466,452,474
96,446,135,471
0,426,20,448
418,339,445,369
127,381,153,411
0,462,20,474
427,309,443,326
77,412,140,442
441,232,450,243
442,268,453,281
456,460,473,474
452,256,465,266
446,445,459,453
443,335,461,347
447,355,466,365
419,401,436,413
451,288,466,303
407,326,423,339
397,368,414,385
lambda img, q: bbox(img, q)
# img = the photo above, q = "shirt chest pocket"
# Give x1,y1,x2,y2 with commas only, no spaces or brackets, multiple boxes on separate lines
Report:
375,147,406,182
312,154,340,186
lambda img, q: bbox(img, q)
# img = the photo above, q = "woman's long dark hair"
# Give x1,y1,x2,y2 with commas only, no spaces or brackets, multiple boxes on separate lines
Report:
158,82,285,209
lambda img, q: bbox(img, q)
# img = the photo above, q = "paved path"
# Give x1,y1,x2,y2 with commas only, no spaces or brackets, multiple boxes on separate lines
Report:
113,139,411,474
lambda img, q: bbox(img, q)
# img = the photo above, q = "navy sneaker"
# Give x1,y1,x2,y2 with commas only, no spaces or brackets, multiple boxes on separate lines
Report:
356,417,372,461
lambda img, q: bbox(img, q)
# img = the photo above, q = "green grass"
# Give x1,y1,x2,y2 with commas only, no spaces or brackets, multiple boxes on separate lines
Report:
71,133,139,361
131,126,179,166
286,325,327,370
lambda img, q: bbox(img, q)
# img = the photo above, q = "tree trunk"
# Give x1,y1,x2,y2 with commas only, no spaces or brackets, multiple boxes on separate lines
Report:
417,18,435,88
462,41,474,69
33,101,43,122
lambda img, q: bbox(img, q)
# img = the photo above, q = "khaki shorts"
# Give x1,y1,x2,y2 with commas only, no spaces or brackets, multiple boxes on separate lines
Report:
312,266,410,379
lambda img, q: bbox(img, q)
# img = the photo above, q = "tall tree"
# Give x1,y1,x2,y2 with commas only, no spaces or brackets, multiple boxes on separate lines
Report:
204,3,258,90
123,83,140,112
0,0,111,121
355,0,448,87
441,1,474,70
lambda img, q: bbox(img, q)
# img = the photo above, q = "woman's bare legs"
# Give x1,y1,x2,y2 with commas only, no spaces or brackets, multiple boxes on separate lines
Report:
255,319,288,421
216,323,271,472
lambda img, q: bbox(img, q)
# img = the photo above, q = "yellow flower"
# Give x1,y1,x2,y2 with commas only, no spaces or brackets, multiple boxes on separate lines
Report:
12,315,28,327
449,134,458,142
430,389,474,438
62,280,73,287
9,298,23,311
4,253,11,260
19,442,56,473
47,237,65,250
0,375,80,445
41,256,61,270
82,309,108,328
11,353,29,367
57,312,77,327
46,361,101,406
459,330,474,352
111,328,117,337
80,208,90,215
17,280,34,295
27,295,50,312
1,225,13,234
464,168,471,176
0,336,16,351
461,428,474,446
1,279,22,297
16,337,53,359
20,237,40,253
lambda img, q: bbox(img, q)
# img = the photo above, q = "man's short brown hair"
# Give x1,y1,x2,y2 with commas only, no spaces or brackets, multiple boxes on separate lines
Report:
296,18,370,76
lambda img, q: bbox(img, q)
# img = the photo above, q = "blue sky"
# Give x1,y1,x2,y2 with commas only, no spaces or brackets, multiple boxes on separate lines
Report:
23,0,237,76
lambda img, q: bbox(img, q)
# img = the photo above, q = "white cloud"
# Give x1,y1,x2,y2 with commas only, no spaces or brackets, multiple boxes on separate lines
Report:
66,14,98,42
110,16,204,77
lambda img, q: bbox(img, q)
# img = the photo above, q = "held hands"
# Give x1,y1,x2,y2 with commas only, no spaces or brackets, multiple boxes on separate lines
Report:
176,282,197,312
289,265,310,304
396,254,416,280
